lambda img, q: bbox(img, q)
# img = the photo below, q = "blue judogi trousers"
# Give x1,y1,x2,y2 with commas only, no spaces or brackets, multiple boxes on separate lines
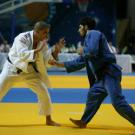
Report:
81,72,135,125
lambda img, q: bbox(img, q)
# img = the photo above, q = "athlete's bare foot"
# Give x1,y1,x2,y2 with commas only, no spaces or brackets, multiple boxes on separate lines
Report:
69,118,87,128
46,120,61,126
46,115,61,126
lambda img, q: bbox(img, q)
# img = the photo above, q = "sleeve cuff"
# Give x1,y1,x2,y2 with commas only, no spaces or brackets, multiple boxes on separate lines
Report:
64,62,71,73
28,50,35,62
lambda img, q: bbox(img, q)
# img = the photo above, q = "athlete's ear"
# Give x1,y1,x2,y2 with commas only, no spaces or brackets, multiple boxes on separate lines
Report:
35,30,40,34
84,25,88,31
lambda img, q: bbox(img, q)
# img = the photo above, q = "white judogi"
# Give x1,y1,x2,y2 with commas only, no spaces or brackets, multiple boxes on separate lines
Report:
0,31,54,115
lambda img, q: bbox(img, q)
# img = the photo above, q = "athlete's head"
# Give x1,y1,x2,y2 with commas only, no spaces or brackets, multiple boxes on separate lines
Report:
78,17,96,37
34,21,50,41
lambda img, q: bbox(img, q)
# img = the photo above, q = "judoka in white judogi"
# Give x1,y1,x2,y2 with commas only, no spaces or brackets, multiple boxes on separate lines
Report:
0,21,64,126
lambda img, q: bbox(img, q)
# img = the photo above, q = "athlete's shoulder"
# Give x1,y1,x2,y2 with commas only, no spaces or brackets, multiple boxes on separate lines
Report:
88,30,101,35
15,31,32,44
86,30,102,40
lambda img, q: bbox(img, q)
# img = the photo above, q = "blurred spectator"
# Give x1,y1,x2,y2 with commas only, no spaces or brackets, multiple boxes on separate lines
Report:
0,40,10,53
0,32,4,45
121,35,135,54
127,35,135,54
75,0,89,12
68,44,76,53
108,42,118,54
77,41,83,55
61,45,76,53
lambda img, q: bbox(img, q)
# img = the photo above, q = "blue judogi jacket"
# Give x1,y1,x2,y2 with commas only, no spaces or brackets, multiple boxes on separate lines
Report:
64,30,122,87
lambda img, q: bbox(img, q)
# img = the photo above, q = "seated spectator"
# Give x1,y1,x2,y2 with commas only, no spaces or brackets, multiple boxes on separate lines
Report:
0,40,10,53
77,41,84,55
108,42,118,54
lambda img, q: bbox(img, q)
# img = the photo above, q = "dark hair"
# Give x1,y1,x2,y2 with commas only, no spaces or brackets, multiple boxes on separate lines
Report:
80,17,96,30
34,21,51,31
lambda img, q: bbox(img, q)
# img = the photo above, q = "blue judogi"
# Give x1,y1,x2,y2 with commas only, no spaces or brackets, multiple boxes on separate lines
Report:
64,30,135,125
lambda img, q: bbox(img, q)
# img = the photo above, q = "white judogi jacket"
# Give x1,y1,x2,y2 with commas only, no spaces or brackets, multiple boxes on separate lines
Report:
8,31,53,88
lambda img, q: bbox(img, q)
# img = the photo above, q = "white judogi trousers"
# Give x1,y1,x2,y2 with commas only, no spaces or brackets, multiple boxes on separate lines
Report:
0,60,52,116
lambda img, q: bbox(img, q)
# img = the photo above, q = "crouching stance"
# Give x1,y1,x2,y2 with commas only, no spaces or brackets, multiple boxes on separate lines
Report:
0,21,65,126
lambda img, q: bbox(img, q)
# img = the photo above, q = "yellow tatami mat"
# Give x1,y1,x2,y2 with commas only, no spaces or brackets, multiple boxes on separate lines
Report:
0,74,135,135
12,76,135,89
0,103,135,135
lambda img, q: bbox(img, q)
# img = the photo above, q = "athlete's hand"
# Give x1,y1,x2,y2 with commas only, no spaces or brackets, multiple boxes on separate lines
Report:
48,59,64,67
52,37,66,59
35,40,47,53
48,59,57,65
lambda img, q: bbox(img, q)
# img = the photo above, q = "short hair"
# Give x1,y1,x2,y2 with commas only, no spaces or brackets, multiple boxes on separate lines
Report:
34,21,51,31
80,17,96,30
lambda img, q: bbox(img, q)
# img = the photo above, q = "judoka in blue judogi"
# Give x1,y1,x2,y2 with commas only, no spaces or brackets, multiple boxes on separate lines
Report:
55,17,135,128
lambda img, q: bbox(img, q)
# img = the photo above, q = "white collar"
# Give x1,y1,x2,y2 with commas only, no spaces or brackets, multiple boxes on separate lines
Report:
29,30,34,48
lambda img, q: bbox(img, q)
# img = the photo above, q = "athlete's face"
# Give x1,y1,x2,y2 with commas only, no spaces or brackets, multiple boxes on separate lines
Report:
78,25,87,37
37,28,50,41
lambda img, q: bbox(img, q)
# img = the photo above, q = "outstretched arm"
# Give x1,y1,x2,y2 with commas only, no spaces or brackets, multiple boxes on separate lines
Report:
49,55,86,73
